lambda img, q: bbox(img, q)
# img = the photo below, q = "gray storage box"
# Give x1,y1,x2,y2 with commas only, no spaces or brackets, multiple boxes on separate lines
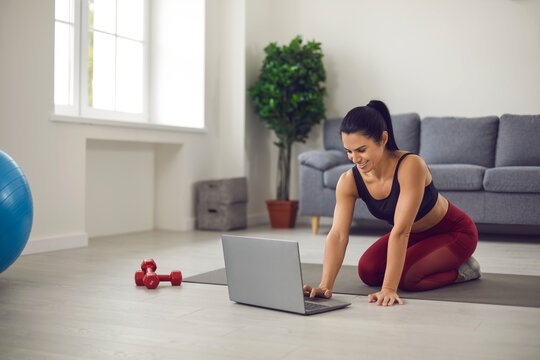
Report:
195,177,247,230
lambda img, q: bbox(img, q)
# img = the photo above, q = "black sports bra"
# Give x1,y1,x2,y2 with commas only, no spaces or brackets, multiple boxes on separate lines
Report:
352,153,438,225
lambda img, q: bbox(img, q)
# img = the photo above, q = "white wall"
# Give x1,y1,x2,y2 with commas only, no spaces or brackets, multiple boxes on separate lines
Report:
245,0,540,219
86,140,155,238
154,142,184,231
0,0,247,253
244,0,277,223
207,0,247,179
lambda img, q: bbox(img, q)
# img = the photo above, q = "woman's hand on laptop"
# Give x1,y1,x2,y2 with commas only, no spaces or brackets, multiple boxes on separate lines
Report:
303,285,332,299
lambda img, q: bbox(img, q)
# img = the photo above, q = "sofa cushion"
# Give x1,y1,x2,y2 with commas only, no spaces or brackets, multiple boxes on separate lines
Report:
392,113,421,154
483,167,540,193
420,116,499,167
428,164,486,191
484,192,540,225
298,150,349,171
495,114,540,167
323,113,421,153
323,164,352,189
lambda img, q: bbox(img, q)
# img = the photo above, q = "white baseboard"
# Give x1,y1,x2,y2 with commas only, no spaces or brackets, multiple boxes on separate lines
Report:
184,217,196,231
22,233,89,255
248,212,269,227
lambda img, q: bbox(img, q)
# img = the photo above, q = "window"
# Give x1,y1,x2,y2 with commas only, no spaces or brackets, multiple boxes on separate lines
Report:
54,0,206,129
54,0,77,110
54,0,148,122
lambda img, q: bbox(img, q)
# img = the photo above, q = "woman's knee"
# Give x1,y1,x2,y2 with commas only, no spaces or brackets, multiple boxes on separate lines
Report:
452,231,478,261
397,278,418,292
358,256,383,286
357,233,390,286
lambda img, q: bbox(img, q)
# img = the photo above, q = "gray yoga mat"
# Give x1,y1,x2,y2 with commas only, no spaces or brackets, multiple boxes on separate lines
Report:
184,263,540,308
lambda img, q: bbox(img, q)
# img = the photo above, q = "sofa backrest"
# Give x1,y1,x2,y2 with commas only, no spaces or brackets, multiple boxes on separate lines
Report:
419,116,499,167
392,113,421,154
323,113,421,153
323,118,343,151
495,114,540,167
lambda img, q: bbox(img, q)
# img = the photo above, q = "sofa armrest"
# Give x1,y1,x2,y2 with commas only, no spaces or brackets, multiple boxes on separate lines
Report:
298,150,349,171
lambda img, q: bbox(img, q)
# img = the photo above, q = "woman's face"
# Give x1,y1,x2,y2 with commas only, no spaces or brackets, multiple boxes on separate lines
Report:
342,131,388,173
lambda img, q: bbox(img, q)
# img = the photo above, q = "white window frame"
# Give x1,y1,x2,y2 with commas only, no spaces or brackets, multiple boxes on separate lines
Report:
55,0,150,124
54,0,81,117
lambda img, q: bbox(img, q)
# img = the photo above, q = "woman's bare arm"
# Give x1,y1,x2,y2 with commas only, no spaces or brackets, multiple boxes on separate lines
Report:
305,170,357,298
367,155,426,305
383,155,426,290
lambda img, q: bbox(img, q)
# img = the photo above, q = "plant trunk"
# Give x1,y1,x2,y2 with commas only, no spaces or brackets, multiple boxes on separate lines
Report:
276,144,292,201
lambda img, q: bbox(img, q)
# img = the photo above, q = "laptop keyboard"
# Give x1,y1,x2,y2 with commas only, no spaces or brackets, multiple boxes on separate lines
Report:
304,301,330,312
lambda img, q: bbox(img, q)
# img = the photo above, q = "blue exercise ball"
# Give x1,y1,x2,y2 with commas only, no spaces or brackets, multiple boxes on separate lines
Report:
0,149,33,274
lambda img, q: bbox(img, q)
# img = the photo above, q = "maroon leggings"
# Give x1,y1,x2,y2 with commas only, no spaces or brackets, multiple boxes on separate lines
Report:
358,202,478,291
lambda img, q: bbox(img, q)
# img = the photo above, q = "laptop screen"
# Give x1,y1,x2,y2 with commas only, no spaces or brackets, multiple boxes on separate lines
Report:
221,235,306,313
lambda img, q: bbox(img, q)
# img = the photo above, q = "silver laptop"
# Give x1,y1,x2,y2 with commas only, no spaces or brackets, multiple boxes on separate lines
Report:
221,235,351,315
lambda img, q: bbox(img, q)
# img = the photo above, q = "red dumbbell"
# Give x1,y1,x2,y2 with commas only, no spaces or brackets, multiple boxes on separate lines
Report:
134,258,182,289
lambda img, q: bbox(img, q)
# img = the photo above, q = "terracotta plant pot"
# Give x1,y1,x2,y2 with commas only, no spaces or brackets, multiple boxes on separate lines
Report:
265,200,299,228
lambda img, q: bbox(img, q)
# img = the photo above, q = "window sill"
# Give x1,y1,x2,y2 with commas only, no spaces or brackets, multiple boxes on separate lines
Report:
50,114,207,134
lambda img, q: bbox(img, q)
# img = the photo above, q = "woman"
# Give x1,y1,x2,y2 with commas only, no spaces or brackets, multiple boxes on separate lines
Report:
303,100,481,306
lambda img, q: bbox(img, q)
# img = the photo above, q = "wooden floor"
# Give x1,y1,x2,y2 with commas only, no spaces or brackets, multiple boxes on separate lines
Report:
1,224,540,360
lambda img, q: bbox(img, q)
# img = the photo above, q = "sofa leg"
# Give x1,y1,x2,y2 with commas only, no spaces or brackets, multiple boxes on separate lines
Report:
311,216,320,235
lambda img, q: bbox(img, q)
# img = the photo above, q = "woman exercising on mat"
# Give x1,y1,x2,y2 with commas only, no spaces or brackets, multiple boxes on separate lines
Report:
303,100,481,306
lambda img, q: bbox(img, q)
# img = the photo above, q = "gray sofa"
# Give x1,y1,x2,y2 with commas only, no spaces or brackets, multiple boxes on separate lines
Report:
298,114,540,234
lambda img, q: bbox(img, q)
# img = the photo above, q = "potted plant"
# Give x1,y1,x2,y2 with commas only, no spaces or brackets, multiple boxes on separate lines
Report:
248,35,327,228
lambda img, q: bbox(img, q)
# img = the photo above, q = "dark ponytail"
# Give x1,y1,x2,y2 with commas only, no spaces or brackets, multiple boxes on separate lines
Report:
340,100,399,151
366,100,399,151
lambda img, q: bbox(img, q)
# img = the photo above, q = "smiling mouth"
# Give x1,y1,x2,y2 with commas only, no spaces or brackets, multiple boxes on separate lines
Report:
358,161,368,168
